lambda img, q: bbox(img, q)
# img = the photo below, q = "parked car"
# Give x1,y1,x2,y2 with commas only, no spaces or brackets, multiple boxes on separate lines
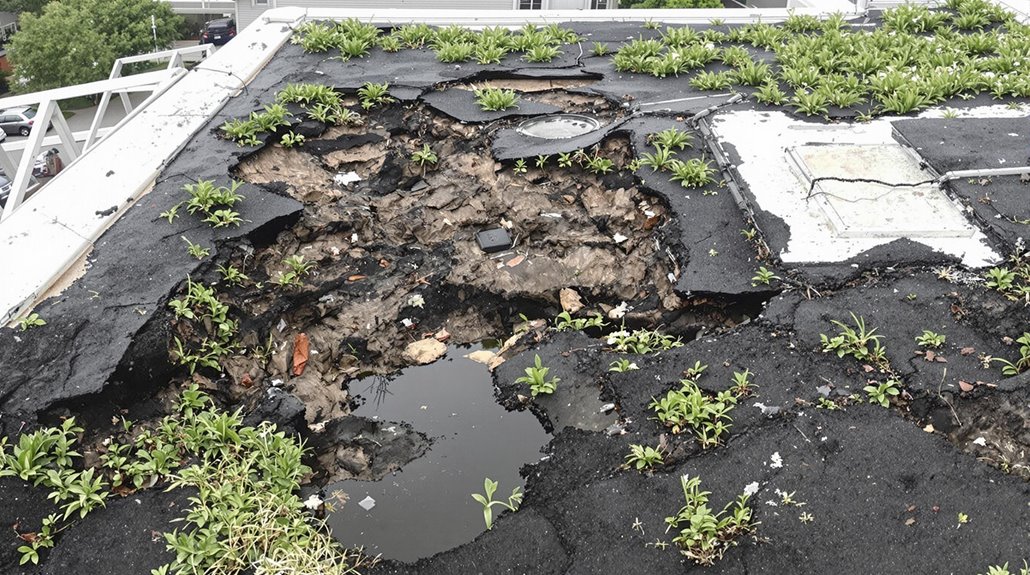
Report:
0,173,11,208
201,18,236,46
0,107,39,137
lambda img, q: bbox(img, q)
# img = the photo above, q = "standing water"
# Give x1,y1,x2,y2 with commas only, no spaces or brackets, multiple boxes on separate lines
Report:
325,344,550,562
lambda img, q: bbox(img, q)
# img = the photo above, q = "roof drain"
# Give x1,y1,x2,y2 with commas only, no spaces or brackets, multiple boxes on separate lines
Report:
516,114,601,139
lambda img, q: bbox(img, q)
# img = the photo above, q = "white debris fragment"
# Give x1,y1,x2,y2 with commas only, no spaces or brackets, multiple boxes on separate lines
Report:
743,482,760,497
609,301,630,319
612,233,628,244
401,318,414,328
359,496,376,511
276,318,287,332
351,233,359,243
408,294,426,309
500,218,513,229
333,171,362,186
270,378,283,387
304,494,323,510
972,437,987,447
770,452,783,469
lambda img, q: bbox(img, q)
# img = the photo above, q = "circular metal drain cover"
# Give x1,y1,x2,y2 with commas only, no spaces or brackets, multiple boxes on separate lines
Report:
516,114,602,139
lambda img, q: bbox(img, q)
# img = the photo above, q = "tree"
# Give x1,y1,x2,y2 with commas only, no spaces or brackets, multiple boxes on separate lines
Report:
0,0,49,16
7,0,183,93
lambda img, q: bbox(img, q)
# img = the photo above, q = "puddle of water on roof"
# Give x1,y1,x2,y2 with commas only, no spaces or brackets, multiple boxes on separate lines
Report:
324,344,550,563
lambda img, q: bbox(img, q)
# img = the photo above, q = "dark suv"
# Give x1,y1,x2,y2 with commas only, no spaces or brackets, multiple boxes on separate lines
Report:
201,18,236,46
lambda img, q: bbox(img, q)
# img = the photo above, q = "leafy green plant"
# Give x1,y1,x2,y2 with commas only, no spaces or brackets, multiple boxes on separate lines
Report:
534,154,550,169
991,333,1030,376
553,311,607,332
557,152,575,168
751,267,780,286
216,264,249,288
474,86,519,111
978,561,1030,575
915,330,946,349
523,44,559,63
607,326,683,354
592,41,611,56
820,313,887,366
754,81,787,105
471,478,523,530
182,236,210,260
730,369,756,397
665,475,756,566
162,180,245,228
411,143,438,173
986,266,1016,291
690,71,735,91
650,379,735,448
585,155,615,175
17,312,46,331
864,379,901,408
669,158,715,189
280,131,305,148
515,354,560,396
625,444,663,471
792,89,829,116
435,41,475,62
512,159,528,175
357,82,393,110
651,128,693,151
274,255,314,288
640,146,677,172
609,358,639,373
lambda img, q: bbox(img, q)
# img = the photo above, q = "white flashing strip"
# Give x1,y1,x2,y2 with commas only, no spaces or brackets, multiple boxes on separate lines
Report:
0,11,301,324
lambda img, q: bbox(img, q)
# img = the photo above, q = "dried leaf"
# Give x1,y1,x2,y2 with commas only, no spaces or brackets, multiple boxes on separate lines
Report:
434,329,450,342
506,255,525,267
562,194,576,204
18,532,37,543
958,380,974,392
960,347,976,356
347,275,367,282
923,424,935,433
292,333,310,377
935,355,947,363
924,350,936,362
906,505,917,513
862,364,875,373
904,517,916,526
240,373,254,388
379,259,390,268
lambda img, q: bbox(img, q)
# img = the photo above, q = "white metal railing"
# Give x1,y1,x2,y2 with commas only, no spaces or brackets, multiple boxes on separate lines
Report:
0,44,213,221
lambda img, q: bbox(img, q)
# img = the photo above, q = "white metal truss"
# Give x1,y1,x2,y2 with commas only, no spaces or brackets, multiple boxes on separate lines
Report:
0,44,213,221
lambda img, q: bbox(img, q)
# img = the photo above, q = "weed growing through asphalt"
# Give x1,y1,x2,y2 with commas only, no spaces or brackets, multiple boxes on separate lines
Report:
17,312,45,331
0,418,106,565
512,159,528,175
168,277,239,373
650,128,693,150
609,358,639,373
990,332,1030,375
984,251,1030,304
280,131,305,148
665,475,756,566
820,312,888,367
863,379,901,408
515,354,560,397
669,158,716,189
357,82,393,110
915,330,946,349
161,179,244,228
585,154,615,175
625,444,664,471
607,325,683,354
592,41,611,56
474,86,519,111
553,311,607,332
730,369,756,397
751,267,780,286
216,264,249,288
980,562,1030,575
182,236,210,260
650,377,736,448
640,146,678,172
471,477,523,530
